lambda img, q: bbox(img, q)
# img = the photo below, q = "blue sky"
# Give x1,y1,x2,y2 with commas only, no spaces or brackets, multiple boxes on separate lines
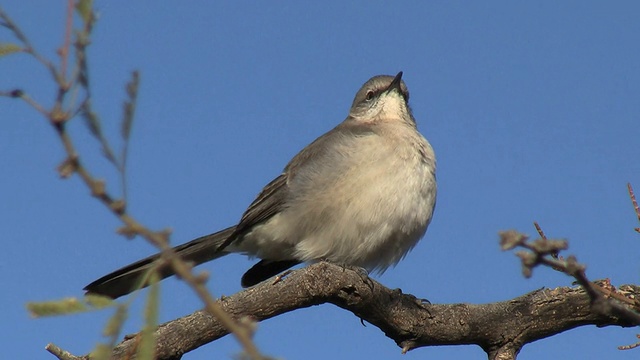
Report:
2,2,640,359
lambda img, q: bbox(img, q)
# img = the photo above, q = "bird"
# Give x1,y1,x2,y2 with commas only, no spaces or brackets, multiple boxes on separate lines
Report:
84,72,437,299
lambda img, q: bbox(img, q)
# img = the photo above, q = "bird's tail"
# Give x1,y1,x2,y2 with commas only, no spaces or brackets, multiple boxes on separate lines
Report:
84,226,236,299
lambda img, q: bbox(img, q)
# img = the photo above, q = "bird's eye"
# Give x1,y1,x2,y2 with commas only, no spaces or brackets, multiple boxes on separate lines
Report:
365,90,374,101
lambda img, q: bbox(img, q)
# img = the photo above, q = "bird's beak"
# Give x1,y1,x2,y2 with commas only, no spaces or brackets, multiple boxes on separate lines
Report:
386,71,403,93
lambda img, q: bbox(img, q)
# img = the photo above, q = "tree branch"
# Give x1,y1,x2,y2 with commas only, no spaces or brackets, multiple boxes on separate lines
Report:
49,262,640,360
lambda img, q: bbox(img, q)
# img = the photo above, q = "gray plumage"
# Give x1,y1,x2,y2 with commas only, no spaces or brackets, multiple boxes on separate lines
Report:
85,72,436,299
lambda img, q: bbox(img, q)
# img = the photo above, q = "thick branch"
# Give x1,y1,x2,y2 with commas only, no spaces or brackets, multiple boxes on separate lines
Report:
58,262,639,360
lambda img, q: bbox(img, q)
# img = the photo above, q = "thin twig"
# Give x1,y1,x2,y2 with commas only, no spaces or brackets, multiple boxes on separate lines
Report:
533,221,546,240
619,334,640,350
46,343,83,360
534,221,559,258
628,183,640,233
0,6,62,84
501,229,640,327
2,2,266,358
52,94,265,359
119,71,139,202
0,90,49,117
59,0,74,81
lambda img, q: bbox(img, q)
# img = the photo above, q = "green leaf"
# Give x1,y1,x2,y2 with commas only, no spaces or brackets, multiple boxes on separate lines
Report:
103,304,128,337
85,293,117,308
91,343,113,360
121,70,139,142
81,101,120,167
26,295,116,317
137,272,160,359
92,304,128,360
75,0,94,23
0,42,22,57
27,297,87,317
81,101,102,138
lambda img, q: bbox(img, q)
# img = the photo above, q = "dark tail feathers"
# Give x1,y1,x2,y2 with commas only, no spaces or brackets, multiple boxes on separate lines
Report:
84,226,236,299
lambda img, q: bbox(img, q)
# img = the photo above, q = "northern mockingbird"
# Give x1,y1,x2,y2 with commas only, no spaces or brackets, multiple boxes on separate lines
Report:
85,72,437,299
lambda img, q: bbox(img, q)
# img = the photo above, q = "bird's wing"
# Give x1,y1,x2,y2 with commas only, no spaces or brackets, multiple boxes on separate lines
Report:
217,173,289,250
218,120,375,252
237,173,289,233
